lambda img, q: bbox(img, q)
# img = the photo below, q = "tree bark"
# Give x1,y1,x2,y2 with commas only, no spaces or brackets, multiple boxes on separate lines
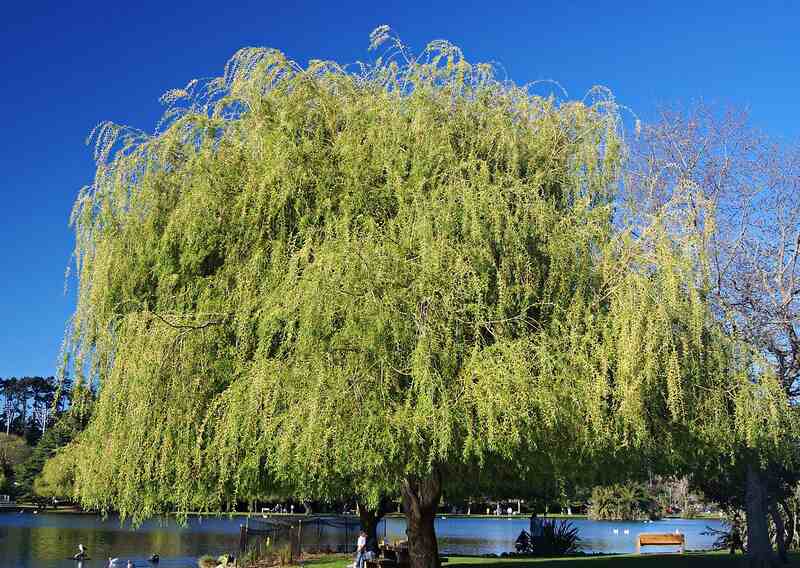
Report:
780,498,795,553
729,517,742,555
769,500,788,564
401,470,442,568
358,497,391,549
745,465,777,568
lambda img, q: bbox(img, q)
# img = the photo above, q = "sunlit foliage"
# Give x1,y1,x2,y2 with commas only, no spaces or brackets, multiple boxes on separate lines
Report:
64,29,790,523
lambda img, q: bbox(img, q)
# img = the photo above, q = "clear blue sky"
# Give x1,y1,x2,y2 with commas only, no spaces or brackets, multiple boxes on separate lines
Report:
1,1,798,377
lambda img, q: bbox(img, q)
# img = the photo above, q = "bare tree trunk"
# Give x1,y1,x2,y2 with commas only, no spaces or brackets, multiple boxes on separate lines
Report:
401,469,442,568
769,500,788,564
358,497,390,549
746,465,777,568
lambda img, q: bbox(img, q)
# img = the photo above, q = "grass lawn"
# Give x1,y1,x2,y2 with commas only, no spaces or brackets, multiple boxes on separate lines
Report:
305,552,800,568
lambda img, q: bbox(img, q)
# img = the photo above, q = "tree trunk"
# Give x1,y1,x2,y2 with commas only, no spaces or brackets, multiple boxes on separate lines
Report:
358,497,390,549
769,500,788,564
402,470,442,568
745,465,777,568
729,518,740,555
359,506,381,549
780,499,795,553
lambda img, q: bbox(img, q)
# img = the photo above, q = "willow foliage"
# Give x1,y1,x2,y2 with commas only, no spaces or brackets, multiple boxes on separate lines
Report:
65,30,788,521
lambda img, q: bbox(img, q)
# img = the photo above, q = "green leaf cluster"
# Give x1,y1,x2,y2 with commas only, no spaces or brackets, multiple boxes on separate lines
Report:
64,32,791,523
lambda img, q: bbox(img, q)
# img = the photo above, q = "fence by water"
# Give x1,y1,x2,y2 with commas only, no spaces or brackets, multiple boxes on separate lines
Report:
239,515,366,559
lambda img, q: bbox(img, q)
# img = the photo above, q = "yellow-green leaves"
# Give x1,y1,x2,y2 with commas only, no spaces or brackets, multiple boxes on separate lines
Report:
65,32,768,521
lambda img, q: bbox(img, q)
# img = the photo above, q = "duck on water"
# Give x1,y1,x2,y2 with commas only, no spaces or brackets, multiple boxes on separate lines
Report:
73,544,88,560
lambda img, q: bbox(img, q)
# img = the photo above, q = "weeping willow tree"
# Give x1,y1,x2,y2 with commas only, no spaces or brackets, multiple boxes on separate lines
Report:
62,28,791,568
625,104,800,568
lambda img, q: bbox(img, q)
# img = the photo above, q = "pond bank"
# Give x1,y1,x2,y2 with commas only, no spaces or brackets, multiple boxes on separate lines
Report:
300,552,800,568
0,512,726,568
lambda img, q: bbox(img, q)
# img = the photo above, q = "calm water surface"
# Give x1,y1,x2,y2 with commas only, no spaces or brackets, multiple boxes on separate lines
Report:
0,512,725,568
417,516,725,555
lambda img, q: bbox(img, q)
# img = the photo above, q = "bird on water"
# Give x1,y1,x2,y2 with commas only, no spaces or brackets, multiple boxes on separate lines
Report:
73,544,88,560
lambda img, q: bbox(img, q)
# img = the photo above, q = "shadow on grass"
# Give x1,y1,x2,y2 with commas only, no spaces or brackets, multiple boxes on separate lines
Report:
303,552,800,568
448,552,800,567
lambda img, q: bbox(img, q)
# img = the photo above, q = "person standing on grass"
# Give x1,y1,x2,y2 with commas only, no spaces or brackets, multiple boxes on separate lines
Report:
354,530,368,568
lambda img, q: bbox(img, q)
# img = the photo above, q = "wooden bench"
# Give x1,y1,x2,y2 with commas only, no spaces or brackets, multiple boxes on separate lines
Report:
636,532,685,553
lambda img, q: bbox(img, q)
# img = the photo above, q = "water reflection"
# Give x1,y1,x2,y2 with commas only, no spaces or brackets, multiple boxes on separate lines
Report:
0,513,240,568
0,512,725,568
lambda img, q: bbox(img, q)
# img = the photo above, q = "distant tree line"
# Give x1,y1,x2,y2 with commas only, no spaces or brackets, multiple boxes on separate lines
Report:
0,376,71,443
0,378,92,501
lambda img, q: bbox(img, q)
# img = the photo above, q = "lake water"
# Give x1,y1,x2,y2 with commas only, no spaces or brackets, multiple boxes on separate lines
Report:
0,512,725,568
415,516,724,555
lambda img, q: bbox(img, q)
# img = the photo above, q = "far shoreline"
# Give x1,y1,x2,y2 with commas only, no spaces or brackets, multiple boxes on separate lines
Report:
0,506,725,523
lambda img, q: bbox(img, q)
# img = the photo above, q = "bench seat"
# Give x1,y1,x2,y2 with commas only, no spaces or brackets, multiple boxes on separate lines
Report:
636,532,685,553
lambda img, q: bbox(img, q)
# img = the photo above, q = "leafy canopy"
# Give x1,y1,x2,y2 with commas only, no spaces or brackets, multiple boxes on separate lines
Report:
65,29,787,522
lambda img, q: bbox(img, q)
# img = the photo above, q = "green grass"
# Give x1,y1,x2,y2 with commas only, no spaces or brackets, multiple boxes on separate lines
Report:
448,553,795,567
304,555,352,568
304,552,800,568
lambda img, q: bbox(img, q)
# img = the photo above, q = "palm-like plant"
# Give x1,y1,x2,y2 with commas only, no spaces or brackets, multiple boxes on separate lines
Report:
514,520,582,556
539,519,582,555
